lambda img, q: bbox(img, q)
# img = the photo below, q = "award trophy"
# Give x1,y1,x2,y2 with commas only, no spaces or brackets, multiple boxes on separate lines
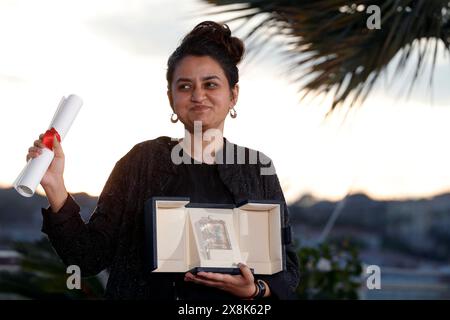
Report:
146,197,286,276
195,216,232,260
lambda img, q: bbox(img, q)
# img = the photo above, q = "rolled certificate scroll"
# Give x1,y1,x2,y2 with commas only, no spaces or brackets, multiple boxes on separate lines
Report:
13,94,83,197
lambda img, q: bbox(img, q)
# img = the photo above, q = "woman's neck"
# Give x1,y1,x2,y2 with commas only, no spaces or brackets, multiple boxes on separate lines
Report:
180,128,224,164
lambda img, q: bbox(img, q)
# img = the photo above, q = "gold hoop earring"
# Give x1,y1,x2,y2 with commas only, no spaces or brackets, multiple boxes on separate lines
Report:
170,113,179,123
229,107,237,119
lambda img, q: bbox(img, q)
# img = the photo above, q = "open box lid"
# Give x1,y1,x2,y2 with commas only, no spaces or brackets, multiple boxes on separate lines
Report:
144,197,290,275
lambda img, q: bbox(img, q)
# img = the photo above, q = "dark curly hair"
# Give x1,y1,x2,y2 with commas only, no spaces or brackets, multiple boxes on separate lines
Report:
166,21,245,92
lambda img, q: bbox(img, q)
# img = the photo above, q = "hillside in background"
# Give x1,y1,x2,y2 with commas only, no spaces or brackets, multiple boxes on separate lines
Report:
290,192,450,267
0,187,97,247
1,187,450,268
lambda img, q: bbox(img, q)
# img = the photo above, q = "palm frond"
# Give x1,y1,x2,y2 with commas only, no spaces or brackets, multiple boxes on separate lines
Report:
201,0,450,113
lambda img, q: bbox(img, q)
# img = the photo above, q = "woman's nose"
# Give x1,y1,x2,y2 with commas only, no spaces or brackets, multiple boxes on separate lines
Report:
191,86,206,102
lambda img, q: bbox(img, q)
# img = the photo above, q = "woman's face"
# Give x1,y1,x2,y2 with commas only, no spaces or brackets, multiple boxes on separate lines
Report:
167,55,239,133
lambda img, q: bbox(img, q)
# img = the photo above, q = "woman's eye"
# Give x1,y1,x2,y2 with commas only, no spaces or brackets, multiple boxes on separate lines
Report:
178,84,191,90
206,82,217,88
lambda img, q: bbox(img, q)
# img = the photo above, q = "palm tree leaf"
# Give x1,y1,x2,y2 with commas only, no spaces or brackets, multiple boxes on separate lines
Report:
201,0,450,112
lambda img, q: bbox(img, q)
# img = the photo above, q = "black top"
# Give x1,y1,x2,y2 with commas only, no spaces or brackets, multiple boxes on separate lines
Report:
167,151,235,204
163,151,237,300
41,136,300,300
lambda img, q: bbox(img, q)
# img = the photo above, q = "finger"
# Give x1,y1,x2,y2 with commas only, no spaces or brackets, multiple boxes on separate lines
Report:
28,146,43,153
53,135,64,156
29,151,41,157
26,151,40,161
39,133,44,139
196,272,227,283
238,263,254,282
188,276,223,289
34,140,45,148
185,272,195,281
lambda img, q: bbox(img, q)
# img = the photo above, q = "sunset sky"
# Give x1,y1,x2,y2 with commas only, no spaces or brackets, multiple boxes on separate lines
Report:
1,0,450,203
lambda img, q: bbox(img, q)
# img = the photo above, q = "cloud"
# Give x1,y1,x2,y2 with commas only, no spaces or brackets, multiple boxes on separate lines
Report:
0,73,26,85
85,0,211,57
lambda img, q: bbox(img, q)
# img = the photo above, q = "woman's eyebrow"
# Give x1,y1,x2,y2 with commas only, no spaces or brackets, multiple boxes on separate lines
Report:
202,75,221,81
175,75,221,83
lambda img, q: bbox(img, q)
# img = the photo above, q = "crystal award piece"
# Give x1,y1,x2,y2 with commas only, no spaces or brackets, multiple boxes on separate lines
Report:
196,215,232,260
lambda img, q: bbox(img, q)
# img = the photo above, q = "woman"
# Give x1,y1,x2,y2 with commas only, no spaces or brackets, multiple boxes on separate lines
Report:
26,21,299,300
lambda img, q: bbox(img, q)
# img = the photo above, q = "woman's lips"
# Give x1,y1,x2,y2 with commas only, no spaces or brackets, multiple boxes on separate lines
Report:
190,105,212,112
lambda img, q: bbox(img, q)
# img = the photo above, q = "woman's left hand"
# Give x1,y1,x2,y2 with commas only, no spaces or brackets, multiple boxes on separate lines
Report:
184,263,256,299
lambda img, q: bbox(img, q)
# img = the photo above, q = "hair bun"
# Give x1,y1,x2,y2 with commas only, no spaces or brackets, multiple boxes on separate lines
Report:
182,21,245,65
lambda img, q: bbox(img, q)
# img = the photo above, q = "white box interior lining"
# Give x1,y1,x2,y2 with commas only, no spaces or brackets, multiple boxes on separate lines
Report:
153,201,283,274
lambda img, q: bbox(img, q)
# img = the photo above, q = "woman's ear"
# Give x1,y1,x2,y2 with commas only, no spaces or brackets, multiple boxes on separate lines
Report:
167,90,174,111
230,84,239,107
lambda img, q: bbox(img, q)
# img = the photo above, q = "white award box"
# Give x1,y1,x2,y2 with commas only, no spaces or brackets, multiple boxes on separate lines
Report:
144,197,290,275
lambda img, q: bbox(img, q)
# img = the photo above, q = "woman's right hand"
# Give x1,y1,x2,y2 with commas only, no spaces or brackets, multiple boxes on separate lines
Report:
26,133,65,190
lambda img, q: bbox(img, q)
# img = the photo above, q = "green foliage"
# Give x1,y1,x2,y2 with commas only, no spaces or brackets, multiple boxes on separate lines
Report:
0,238,105,299
296,240,363,299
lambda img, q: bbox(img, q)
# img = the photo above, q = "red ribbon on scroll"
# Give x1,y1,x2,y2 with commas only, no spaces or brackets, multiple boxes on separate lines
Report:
42,127,61,151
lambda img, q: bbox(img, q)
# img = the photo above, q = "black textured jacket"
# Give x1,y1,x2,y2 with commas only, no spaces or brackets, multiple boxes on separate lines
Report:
41,136,300,300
